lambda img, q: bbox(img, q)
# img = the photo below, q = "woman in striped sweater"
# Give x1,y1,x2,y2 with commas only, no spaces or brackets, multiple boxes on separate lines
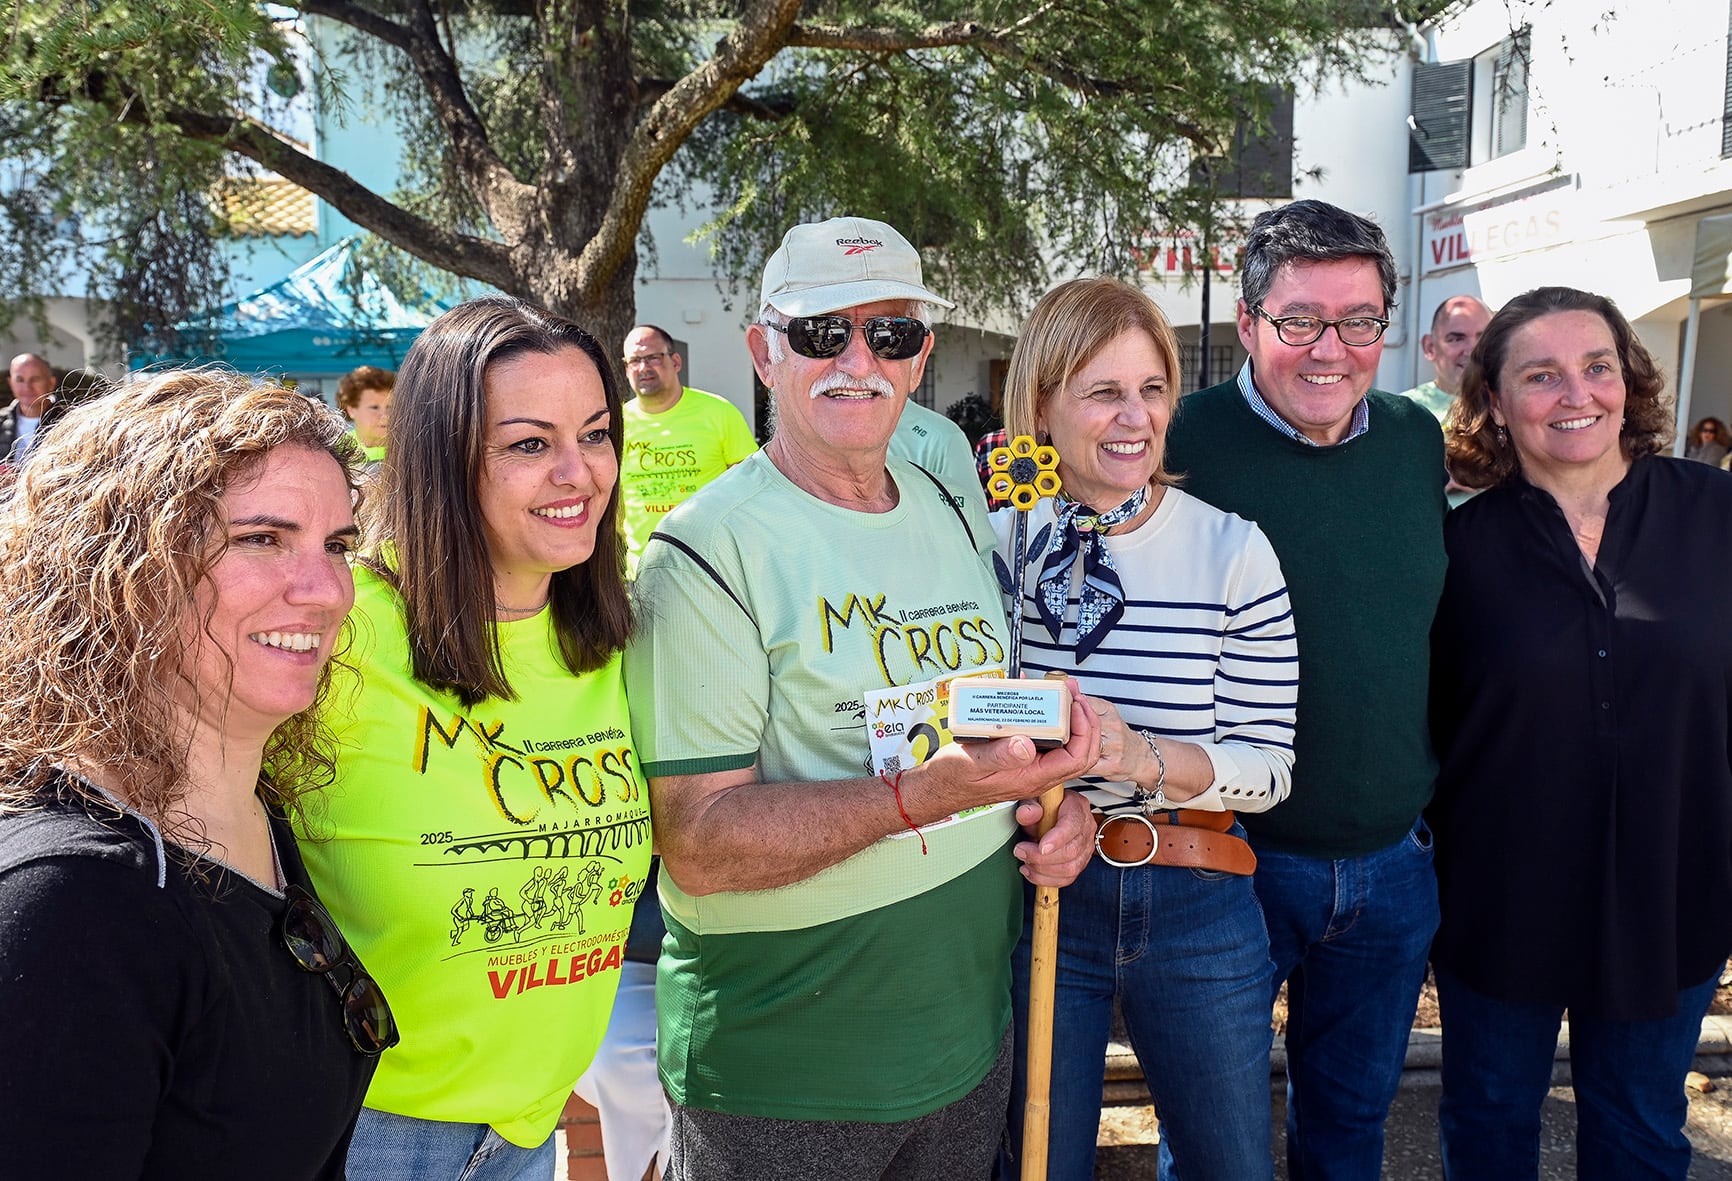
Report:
996,277,1298,1181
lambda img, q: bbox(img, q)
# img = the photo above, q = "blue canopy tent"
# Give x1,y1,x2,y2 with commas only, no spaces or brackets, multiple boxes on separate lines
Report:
136,238,445,389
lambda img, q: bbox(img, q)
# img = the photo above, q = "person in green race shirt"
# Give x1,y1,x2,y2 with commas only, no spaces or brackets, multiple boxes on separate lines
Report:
337,365,393,468
618,325,757,573
627,216,1101,1181
298,297,648,1181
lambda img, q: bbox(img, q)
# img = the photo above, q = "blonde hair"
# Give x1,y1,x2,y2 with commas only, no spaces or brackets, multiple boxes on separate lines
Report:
1002,277,1183,489
0,369,362,838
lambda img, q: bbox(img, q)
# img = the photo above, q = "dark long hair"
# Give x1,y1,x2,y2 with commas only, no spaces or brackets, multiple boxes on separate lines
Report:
370,296,632,706
1447,286,1672,488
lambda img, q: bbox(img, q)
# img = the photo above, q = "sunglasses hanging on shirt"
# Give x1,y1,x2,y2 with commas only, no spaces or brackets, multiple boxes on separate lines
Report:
280,884,401,1056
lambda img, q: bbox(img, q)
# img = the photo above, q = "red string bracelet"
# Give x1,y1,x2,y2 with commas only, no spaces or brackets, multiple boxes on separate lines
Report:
880,769,927,855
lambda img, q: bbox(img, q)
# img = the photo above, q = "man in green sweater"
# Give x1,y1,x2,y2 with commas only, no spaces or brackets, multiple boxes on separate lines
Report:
1164,199,1447,1181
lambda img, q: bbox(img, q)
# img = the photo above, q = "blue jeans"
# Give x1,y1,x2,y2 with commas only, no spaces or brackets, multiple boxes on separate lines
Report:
347,1107,557,1181
1006,837,1277,1181
1255,820,1439,1181
1436,965,1717,1181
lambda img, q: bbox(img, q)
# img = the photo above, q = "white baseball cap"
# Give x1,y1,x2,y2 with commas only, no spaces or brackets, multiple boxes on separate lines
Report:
758,216,956,318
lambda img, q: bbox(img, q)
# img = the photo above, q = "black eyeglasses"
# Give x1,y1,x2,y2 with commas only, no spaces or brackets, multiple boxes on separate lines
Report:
1252,306,1390,348
763,316,930,361
622,351,672,367
280,884,400,1056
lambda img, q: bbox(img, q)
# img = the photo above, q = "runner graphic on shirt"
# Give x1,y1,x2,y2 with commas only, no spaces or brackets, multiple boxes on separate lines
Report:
447,859,617,947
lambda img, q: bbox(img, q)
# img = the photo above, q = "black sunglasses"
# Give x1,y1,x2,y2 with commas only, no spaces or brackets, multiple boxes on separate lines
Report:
280,884,401,1056
764,315,930,361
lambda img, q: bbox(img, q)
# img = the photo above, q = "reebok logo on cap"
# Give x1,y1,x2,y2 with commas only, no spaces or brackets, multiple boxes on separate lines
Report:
758,216,955,317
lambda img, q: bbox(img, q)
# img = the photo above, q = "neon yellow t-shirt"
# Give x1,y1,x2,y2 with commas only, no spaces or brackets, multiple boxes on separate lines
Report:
620,387,757,570
345,428,387,464
296,566,651,1147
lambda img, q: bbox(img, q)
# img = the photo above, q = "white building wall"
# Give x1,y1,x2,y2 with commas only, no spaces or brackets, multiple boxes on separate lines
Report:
1407,0,1732,435
0,297,105,376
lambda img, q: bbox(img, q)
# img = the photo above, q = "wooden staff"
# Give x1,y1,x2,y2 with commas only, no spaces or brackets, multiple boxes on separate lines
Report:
985,437,1065,1181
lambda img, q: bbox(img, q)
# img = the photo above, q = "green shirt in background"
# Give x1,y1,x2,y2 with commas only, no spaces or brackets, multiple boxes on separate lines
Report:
297,566,651,1146
620,386,757,572
1164,380,1447,859
888,400,982,498
626,451,1019,1121
1398,379,1454,424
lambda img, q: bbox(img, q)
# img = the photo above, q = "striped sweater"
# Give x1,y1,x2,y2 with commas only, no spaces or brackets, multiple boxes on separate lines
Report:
992,486,1298,812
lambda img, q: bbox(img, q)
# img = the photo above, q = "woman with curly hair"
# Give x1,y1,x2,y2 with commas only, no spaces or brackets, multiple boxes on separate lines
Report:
297,296,648,1180
1685,415,1729,467
0,371,395,1178
1431,286,1732,1180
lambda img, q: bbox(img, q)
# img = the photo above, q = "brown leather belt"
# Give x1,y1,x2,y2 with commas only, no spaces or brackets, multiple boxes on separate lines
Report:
1094,810,1257,876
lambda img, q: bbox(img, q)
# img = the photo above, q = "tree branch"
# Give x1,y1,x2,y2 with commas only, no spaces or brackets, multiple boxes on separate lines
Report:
573,0,803,294
785,19,1216,148
279,0,412,52
165,106,517,290
635,78,794,121
291,0,535,241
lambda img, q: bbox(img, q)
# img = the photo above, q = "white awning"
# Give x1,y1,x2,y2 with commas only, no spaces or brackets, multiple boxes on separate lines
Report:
1689,213,1732,299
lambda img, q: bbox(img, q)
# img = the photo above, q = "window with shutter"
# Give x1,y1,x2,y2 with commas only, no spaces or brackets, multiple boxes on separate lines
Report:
1409,60,1472,172
1491,29,1531,158
1722,0,1732,157
1192,87,1294,197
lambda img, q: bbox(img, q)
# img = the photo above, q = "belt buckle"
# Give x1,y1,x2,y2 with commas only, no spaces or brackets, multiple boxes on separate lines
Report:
1095,812,1159,869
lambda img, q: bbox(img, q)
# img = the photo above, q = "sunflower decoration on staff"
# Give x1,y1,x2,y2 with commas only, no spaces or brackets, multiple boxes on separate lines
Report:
985,435,1070,1181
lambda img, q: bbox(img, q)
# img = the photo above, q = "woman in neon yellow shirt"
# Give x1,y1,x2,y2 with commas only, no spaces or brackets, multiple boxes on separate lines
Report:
299,297,649,1180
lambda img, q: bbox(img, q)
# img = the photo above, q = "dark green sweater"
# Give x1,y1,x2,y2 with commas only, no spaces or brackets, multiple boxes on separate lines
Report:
1164,380,1447,858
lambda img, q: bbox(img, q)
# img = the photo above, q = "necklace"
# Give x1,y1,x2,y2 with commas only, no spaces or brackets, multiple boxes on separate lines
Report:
494,598,550,616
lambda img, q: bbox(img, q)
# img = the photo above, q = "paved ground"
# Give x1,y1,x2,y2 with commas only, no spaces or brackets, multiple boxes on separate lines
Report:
1094,1064,1732,1179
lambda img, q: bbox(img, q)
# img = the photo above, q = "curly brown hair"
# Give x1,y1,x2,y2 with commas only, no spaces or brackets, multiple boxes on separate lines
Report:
0,369,363,840
335,364,395,412
1447,287,1673,488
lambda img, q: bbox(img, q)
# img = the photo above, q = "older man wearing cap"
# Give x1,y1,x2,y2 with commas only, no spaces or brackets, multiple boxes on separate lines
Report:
625,216,1101,1180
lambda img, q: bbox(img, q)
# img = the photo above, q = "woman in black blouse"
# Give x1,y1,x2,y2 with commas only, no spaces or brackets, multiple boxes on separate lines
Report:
1431,286,1732,1181
0,371,395,1179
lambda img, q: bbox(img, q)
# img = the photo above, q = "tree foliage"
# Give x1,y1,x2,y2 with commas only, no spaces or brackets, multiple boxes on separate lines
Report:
1,0,1443,360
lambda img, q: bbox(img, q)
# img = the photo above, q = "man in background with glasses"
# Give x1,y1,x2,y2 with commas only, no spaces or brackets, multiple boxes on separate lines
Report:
618,324,758,575
625,215,1100,1180
1165,199,1447,1181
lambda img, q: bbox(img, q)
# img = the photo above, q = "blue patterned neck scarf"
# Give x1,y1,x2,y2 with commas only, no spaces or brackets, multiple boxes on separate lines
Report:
1036,486,1149,662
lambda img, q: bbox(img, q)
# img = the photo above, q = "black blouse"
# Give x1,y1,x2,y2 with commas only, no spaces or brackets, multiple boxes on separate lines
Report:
0,786,376,1178
1429,456,1732,1019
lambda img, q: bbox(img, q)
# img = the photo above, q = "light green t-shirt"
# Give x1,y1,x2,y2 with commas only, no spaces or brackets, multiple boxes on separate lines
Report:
1399,379,1454,424
888,400,982,497
296,566,651,1147
620,387,757,570
625,451,1021,1121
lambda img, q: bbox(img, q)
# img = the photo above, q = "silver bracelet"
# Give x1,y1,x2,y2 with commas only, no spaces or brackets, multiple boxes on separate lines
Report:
1137,729,1167,809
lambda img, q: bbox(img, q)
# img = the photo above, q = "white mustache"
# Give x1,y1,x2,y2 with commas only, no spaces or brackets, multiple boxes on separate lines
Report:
808,370,897,399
